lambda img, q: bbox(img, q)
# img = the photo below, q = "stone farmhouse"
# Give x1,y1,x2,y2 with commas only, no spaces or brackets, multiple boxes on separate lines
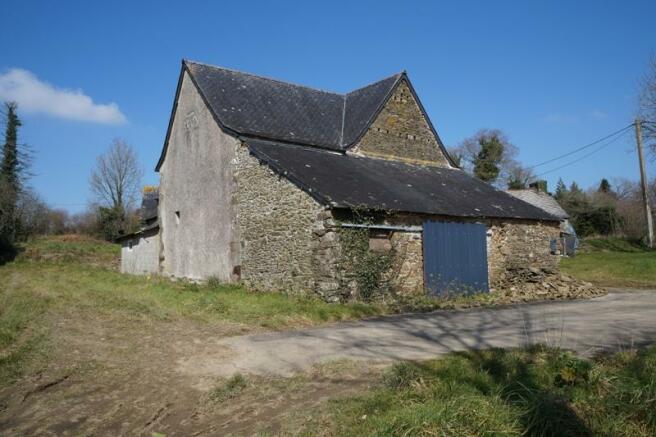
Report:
121,60,561,301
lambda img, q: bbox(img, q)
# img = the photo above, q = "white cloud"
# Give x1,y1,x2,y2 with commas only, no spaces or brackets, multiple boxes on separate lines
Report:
0,68,126,124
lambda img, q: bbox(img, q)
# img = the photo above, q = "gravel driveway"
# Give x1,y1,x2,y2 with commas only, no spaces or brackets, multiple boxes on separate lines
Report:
177,289,656,377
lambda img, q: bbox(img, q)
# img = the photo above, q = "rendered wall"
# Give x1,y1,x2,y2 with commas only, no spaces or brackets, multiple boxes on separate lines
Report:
158,71,240,281
120,230,160,275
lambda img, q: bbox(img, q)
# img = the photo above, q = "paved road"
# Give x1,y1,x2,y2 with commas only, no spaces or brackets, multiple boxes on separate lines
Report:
177,289,656,377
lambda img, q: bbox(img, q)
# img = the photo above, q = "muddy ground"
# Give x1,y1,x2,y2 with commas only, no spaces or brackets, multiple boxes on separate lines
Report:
0,311,381,436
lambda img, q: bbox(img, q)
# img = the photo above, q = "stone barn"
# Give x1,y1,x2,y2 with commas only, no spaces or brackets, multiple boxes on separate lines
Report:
124,59,562,301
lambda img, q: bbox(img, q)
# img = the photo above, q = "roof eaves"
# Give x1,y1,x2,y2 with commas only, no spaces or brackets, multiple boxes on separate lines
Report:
115,223,160,243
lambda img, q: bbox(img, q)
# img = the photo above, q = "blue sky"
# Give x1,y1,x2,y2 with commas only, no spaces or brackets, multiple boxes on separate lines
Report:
1,0,654,213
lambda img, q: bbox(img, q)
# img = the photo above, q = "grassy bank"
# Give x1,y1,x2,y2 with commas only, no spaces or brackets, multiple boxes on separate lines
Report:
561,237,656,288
300,345,656,436
0,236,383,386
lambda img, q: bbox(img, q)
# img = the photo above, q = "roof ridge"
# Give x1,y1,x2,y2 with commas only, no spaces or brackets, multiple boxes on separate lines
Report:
184,59,344,97
185,59,403,101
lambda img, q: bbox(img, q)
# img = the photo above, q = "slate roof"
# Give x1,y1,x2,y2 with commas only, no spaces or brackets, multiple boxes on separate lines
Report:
246,139,560,221
115,189,159,242
141,189,159,223
342,74,401,145
156,60,454,170
505,189,569,220
186,61,346,149
156,60,556,221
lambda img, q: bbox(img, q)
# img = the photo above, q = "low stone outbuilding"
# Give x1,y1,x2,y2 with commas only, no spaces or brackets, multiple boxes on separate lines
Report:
124,60,562,301
118,189,160,275
506,183,578,256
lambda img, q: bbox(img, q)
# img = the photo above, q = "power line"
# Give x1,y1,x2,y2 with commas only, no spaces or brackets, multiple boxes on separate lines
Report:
534,128,631,178
526,124,634,170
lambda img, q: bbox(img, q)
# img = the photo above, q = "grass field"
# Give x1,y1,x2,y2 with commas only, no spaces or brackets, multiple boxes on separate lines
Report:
299,345,656,436
561,237,656,288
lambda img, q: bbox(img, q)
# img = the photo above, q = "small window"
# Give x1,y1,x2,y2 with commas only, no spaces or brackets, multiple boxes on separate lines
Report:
369,230,392,253
175,211,180,225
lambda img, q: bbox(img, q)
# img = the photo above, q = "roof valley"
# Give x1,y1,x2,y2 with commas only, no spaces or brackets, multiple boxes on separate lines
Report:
339,95,347,147
184,60,401,151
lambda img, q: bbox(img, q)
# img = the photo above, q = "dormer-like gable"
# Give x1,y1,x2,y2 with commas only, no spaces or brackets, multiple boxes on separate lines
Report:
349,78,451,167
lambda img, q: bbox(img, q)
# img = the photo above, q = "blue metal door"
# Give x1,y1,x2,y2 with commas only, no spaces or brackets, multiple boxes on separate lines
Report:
423,221,489,296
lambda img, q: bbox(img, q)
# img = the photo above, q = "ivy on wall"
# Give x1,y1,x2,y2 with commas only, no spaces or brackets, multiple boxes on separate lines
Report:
339,227,394,301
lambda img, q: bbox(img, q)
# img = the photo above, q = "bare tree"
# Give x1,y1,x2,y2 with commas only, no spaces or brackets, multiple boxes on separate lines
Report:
448,129,520,187
90,138,143,212
15,189,50,237
506,163,536,189
68,208,101,235
638,55,656,156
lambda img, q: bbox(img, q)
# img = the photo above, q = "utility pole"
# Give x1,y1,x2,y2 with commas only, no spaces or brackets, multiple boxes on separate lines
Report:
635,118,654,248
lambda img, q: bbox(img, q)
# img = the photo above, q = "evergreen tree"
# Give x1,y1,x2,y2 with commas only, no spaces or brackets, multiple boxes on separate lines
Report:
598,178,612,194
554,178,568,200
0,102,22,247
473,134,504,183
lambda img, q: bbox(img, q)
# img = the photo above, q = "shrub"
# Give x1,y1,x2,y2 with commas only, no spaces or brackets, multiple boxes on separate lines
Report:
209,374,248,402
384,362,425,389
206,276,222,289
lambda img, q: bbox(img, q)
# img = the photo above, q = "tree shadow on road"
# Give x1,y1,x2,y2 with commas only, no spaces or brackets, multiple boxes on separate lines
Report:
249,302,656,435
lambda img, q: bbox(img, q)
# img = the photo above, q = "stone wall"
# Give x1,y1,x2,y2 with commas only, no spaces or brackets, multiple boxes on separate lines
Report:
314,223,425,301
351,79,451,167
388,231,424,295
234,144,328,294
310,213,345,301
320,215,560,300
232,202,560,299
486,219,560,287
120,229,160,275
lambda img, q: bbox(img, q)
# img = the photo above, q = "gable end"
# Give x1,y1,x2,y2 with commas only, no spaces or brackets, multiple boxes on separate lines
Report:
349,76,455,167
